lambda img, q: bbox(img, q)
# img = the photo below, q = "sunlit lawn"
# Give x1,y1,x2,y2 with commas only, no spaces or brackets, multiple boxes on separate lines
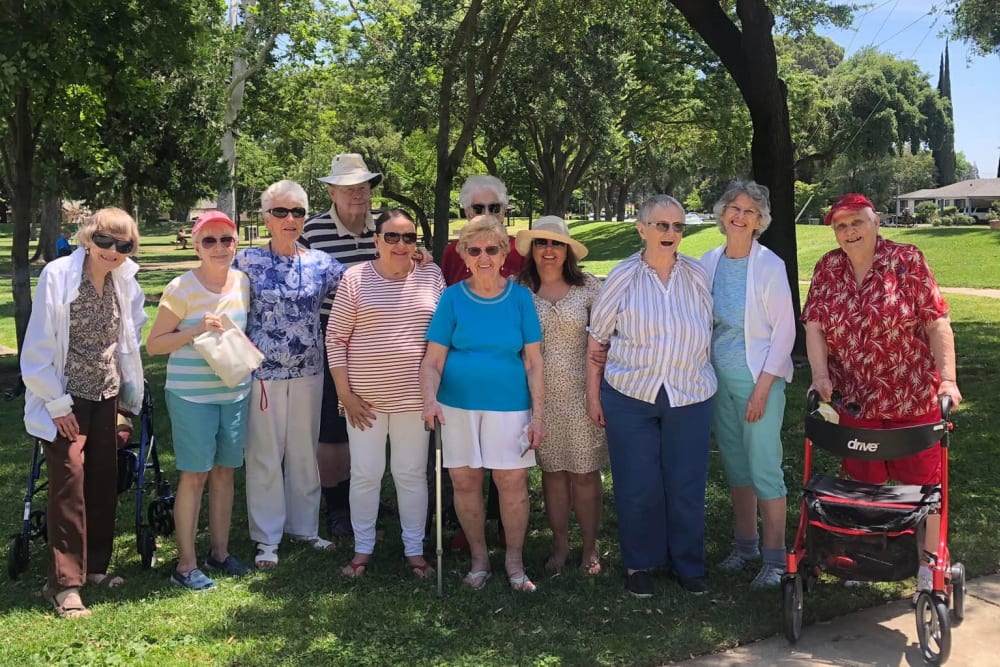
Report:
0,222,997,665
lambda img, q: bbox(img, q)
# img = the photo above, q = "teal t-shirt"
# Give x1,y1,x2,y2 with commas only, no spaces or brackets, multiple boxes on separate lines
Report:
426,280,542,411
711,255,749,371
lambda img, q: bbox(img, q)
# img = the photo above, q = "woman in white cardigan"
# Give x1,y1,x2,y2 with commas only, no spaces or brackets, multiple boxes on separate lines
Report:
701,181,795,588
21,207,146,617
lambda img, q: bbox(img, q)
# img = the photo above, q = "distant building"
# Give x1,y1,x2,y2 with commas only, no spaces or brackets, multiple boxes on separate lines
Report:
896,179,1000,221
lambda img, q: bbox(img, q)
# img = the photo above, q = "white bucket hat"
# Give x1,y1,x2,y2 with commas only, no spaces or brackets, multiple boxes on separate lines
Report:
316,153,383,187
515,216,589,259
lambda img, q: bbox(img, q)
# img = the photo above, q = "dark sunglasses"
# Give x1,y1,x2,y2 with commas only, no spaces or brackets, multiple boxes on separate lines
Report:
381,231,418,245
648,221,685,234
266,207,307,219
199,235,237,249
533,238,567,248
466,245,501,257
471,203,503,215
92,232,135,254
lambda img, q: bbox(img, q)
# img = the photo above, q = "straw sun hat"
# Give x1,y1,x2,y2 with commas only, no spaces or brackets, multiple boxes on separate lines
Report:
514,216,588,259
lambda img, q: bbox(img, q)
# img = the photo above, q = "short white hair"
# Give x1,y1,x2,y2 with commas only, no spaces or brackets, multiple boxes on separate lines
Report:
459,175,508,208
261,180,308,211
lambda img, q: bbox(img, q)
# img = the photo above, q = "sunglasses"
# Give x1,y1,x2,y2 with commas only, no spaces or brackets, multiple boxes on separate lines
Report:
648,221,686,234
92,232,135,254
266,207,307,219
381,231,418,245
198,235,237,249
533,238,567,249
471,203,503,215
466,245,501,257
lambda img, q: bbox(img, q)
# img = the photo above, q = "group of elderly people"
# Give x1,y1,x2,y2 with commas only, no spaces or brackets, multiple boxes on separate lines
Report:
21,154,963,612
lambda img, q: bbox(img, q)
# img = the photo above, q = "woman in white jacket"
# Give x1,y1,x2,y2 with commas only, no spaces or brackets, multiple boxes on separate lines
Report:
701,181,795,588
21,207,146,618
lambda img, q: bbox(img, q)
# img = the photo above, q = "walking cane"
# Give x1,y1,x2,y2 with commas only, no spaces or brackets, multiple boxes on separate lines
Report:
433,417,444,597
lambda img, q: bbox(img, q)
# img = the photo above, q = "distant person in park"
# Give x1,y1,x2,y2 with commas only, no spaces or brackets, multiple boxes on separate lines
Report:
22,207,146,617
420,214,546,592
439,175,523,551
176,227,190,249
56,230,74,257
587,194,716,598
515,216,607,575
147,210,251,591
802,192,963,596
326,208,445,579
235,180,345,569
301,154,431,540
700,181,795,588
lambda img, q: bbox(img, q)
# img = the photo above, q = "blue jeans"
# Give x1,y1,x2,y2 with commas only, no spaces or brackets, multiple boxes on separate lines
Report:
601,380,713,577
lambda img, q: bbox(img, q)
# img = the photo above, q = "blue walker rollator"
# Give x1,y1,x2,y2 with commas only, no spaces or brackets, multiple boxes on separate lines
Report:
783,392,963,665
7,381,175,579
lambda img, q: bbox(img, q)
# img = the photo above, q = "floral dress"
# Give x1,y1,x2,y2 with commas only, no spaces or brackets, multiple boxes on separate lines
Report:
531,273,608,473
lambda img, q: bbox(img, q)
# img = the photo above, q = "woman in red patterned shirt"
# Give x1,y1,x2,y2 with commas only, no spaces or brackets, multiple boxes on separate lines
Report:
802,192,963,594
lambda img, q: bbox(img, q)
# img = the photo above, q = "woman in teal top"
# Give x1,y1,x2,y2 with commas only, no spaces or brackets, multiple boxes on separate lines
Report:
421,215,546,593
700,181,795,588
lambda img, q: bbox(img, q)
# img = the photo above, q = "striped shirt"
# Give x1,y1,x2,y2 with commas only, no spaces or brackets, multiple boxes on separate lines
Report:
326,261,446,413
589,252,717,406
300,206,377,316
160,270,251,403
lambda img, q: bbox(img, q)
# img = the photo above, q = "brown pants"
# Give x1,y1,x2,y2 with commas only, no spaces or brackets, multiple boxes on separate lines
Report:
44,395,119,589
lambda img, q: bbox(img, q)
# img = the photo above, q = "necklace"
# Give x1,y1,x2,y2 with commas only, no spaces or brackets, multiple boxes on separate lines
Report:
268,241,303,301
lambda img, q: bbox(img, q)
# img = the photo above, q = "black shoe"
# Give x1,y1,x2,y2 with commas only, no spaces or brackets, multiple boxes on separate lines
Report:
326,508,353,538
677,575,708,595
625,570,653,598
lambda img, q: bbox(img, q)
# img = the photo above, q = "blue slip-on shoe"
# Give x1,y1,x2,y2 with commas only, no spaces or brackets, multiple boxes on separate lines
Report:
203,554,250,577
171,567,217,592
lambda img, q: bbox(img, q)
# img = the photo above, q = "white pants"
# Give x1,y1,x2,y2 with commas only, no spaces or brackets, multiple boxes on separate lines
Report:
246,375,323,545
347,410,428,557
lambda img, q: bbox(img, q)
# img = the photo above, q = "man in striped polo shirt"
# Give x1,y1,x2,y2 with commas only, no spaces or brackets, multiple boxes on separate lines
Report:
301,154,384,539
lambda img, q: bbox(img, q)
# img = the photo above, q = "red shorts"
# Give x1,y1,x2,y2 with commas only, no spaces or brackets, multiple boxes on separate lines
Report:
840,408,943,485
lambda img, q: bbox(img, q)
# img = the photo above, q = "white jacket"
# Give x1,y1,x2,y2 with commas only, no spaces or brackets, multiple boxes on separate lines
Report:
700,240,795,384
21,247,147,441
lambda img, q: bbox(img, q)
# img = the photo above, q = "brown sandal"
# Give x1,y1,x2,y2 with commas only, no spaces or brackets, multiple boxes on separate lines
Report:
42,584,91,619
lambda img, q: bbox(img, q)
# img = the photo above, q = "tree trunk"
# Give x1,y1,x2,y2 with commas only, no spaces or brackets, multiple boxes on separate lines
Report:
37,191,62,263
11,86,35,358
668,0,805,356
615,181,629,221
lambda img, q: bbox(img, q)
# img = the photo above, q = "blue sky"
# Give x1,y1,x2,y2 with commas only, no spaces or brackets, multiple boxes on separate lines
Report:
815,0,1000,178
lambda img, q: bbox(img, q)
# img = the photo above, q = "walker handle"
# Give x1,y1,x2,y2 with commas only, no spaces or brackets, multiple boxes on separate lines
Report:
939,395,952,421
806,389,820,413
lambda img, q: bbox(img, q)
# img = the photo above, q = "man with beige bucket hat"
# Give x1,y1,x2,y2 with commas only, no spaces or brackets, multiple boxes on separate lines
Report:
301,153,430,538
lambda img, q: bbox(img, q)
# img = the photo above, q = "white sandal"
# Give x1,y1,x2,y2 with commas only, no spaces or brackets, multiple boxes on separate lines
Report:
289,535,336,551
255,543,279,569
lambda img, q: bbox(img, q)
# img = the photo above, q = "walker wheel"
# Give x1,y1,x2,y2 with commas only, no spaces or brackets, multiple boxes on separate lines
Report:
951,562,965,624
139,526,157,569
782,575,804,643
28,510,47,541
148,499,175,536
7,535,29,580
915,591,951,665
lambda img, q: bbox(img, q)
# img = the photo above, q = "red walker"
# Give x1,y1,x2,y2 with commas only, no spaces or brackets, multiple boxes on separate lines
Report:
783,392,962,665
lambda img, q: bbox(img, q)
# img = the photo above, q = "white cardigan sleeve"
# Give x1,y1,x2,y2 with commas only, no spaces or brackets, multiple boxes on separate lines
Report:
20,266,73,419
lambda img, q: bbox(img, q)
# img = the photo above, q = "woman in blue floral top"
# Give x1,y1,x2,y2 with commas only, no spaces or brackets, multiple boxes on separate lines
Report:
234,180,345,569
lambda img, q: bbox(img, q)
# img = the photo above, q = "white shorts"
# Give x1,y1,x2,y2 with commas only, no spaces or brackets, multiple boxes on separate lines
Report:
439,404,536,470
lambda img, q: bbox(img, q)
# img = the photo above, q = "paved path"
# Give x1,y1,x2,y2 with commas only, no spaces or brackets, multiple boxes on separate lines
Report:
673,574,1000,666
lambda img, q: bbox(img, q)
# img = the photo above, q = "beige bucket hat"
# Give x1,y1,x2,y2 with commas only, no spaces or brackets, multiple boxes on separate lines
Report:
316,153,383,187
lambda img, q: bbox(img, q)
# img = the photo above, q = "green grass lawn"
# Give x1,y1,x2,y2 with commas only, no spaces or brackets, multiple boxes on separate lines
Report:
0,223,998,665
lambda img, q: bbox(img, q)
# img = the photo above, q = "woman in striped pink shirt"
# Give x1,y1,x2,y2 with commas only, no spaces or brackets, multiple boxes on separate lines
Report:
326,209,446,579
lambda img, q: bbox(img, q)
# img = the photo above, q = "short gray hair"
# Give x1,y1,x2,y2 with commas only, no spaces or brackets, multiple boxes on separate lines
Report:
261,180,309,212
456,215,509,256
713,180,772,238
459,175,508,209
637,194,685,224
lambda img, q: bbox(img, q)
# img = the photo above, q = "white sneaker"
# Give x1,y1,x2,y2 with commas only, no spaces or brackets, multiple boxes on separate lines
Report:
750,563,784,588
719,549,760,571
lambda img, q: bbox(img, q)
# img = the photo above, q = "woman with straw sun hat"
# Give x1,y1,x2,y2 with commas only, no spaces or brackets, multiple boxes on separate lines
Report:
515,216,607,575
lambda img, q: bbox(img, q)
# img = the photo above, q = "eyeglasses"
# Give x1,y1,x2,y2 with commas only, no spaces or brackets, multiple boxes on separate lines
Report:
647,221,685,234
91,232,135,254
724,204,760,219
266,207,307,219
381,231,418,245
533,238,567,248
466,245,501,257
471,203,503,215
198,235,237,249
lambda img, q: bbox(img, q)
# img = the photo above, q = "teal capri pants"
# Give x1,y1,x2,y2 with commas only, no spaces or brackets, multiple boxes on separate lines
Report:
165,390,249,473
712,366,787,500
